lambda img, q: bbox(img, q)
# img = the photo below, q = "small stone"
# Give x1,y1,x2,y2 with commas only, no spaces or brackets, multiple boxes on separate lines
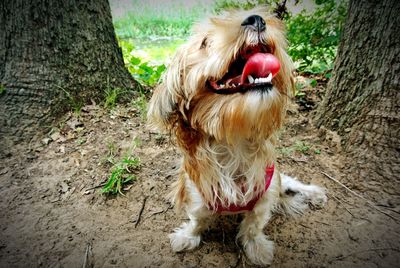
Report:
50,131,61,141
42,138,51,145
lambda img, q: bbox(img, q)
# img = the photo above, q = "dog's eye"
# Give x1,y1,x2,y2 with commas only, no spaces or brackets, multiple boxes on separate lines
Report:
200,38,207,49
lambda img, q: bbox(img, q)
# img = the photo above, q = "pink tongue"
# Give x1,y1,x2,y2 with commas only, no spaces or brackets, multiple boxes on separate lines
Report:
240,53,280,84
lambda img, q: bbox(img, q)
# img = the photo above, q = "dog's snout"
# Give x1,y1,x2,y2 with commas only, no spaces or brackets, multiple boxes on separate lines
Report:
241,15,266,32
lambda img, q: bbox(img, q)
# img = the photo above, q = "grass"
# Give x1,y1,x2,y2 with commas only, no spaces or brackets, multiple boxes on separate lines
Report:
107,141,117,155
278,141,316,156
101,156,140,195
293,141,310,154
114,0,214,69
102,138,141,195
113,0,212,39
132,90,148,121
104,87,123,109
58,85,83,116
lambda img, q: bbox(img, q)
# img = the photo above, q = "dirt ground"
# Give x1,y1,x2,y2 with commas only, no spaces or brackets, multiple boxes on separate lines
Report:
1,89,400,267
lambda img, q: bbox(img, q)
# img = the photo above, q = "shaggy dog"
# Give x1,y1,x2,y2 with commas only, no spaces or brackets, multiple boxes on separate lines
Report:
148,7,327,266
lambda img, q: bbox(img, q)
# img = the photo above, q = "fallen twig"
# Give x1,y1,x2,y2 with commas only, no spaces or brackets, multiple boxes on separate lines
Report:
314,220,330,226
331,195,355,217
146,205,173,219
82,243,92,268
376,204,400,215
289,156,308,163
322,172,399,222
134,196,147,228
299,223,311,229
84,183,106,192
331,247,400,262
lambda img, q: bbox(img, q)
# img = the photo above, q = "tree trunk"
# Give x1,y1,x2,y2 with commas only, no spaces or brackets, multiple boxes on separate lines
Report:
315,0,400,180
0,0,136,144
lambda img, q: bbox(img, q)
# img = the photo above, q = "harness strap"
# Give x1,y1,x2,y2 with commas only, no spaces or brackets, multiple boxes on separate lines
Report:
213,164,275,213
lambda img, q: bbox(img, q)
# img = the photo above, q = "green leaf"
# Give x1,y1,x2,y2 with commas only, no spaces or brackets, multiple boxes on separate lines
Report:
130,56,141,65
310,79,317,87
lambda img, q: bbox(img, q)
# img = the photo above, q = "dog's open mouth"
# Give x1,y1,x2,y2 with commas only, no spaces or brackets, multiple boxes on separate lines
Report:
209,44,280,94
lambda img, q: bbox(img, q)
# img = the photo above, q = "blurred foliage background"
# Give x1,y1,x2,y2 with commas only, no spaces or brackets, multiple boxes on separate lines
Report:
110,0,348,87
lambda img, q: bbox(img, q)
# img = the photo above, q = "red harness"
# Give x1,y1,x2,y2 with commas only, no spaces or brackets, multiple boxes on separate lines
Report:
212,164,275,213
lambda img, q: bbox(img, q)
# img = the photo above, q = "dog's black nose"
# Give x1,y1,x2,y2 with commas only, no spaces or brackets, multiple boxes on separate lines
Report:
241,15,266,32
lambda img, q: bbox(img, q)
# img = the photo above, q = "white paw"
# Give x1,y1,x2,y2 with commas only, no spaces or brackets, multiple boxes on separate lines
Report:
305,185,327,209
169,225,201,252
243,234,274,266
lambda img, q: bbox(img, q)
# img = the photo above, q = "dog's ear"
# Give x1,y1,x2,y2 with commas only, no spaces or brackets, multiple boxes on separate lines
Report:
147,83,176,132
147,46,186,131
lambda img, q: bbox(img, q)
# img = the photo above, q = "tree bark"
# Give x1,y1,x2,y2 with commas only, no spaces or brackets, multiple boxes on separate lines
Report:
315,0,400,180
0,0,136,144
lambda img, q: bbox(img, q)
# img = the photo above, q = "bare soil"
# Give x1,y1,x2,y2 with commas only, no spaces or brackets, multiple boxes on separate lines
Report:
1,92,399,267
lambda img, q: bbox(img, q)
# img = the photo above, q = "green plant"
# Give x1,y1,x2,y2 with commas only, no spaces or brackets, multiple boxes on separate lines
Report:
104,87,124,109
57,85,83,116
310,79,317,87
107,141,118,158
119,40,166,86
132,90,148,121
295,81,306,97
214,0,280,13
293,141,310,154
278,141,312,156
278,147,293,156
75,137,86,145
0,84,5,95
102,138,141,195
286,0,348,74
101,156,140,195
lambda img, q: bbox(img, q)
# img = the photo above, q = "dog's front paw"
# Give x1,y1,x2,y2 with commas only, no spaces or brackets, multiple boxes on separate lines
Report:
243,234,274,266
169,226,201,252
306,185,327,209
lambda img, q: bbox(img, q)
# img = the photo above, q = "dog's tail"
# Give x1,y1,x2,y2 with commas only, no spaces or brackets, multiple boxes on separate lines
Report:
276,174,326,216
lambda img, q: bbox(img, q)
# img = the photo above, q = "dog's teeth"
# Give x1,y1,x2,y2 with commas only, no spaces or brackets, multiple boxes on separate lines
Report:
219,84,225,88
266,73,273,83
255,78,259,83
247,75,254,84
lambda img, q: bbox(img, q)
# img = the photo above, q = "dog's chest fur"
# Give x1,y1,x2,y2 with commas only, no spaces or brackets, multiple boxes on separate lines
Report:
187,137,276,208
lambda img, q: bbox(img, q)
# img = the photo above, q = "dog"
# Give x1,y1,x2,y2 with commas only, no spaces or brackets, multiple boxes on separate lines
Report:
147,7,327,266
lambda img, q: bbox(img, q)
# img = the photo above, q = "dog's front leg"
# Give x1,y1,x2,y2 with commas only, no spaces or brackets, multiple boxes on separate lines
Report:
237,185,279,265
169,179,214,252
169,206,213,252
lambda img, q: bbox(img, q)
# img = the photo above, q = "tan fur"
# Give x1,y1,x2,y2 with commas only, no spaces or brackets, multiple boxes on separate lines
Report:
148,8,294,208
147,7,326,265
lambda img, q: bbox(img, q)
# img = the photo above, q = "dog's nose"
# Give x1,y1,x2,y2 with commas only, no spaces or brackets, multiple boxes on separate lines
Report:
241,15,266,32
